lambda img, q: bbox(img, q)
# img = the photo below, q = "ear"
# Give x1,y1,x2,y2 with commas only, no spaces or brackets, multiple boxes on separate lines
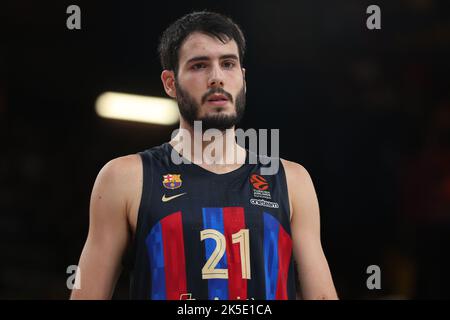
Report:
161,70,177,98
242,67,247,93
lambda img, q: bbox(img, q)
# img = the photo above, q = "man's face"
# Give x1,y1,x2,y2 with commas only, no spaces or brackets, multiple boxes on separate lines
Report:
174,32,246,131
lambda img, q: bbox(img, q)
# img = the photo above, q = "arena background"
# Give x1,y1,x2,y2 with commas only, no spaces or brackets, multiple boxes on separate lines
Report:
2,0,450,299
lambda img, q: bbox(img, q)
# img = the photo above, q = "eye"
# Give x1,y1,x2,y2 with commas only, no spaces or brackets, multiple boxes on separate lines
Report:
223,61,236,69
191,63,206,70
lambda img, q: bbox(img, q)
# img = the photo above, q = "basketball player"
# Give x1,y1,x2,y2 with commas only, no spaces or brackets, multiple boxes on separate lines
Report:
70,11,338,300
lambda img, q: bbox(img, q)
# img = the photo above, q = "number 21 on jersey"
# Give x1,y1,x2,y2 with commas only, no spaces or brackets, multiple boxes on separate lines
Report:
200,229,251,280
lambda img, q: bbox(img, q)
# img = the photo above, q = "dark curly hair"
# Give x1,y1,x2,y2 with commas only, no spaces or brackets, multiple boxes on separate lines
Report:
158,11,246,75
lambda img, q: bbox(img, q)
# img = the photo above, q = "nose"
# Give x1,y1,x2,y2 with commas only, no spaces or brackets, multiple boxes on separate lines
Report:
207,64,224,88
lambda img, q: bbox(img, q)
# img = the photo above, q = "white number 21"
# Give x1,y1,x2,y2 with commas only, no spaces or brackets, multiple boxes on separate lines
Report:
200,229,251,280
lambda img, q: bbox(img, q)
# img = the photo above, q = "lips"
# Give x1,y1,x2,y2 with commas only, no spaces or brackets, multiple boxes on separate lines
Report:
205,93,229,106
207,94,229,102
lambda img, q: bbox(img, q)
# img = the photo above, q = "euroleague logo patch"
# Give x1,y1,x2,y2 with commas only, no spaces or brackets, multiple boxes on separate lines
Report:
250,174,269,191
249,174,273,200
249,174,279,208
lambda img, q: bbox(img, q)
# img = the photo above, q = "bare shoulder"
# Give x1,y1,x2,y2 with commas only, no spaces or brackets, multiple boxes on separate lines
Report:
92,154,143,225
99,153,143,197
99,154,142,182
280,159,318,222
280,158,312,185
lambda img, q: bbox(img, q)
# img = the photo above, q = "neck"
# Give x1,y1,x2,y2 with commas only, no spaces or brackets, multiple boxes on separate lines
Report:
169,118,246,173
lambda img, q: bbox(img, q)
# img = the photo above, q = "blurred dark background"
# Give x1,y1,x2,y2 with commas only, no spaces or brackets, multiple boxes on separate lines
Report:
2,0,450,299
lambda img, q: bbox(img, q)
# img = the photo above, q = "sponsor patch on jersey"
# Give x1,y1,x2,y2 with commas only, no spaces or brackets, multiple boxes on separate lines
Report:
250,174,272,199
250,198,279,209
163,174,182,189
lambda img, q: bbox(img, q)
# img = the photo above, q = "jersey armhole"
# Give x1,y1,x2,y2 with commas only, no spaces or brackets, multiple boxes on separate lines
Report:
125,150,154,271
279,159,292,222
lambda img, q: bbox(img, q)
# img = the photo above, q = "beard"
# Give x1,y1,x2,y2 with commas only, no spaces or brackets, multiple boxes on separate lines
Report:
174,80,246,131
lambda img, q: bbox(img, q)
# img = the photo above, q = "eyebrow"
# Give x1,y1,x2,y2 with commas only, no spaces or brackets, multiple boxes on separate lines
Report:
185,54,239,65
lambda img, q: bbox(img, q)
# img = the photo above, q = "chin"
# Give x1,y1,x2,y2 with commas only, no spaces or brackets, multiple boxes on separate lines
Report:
206,104,234,113
202,110,235,119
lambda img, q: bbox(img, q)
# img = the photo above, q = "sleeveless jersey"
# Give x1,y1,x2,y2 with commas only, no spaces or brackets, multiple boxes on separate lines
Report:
128,142,297,300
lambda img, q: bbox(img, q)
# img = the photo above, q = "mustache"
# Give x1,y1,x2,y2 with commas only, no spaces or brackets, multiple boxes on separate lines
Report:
201,88,233,104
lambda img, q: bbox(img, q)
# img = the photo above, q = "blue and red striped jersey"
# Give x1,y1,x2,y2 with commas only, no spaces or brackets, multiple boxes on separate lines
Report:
128,142,297,300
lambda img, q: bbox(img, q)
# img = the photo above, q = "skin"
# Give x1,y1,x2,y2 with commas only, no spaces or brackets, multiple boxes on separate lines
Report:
70,32,338,300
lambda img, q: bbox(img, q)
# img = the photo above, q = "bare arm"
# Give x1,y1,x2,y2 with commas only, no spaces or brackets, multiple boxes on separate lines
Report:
70,155,141,299
282,159,338,300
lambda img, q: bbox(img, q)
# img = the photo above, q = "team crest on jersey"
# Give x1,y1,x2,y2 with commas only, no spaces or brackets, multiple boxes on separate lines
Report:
250,174,272,199
163,174,182,189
